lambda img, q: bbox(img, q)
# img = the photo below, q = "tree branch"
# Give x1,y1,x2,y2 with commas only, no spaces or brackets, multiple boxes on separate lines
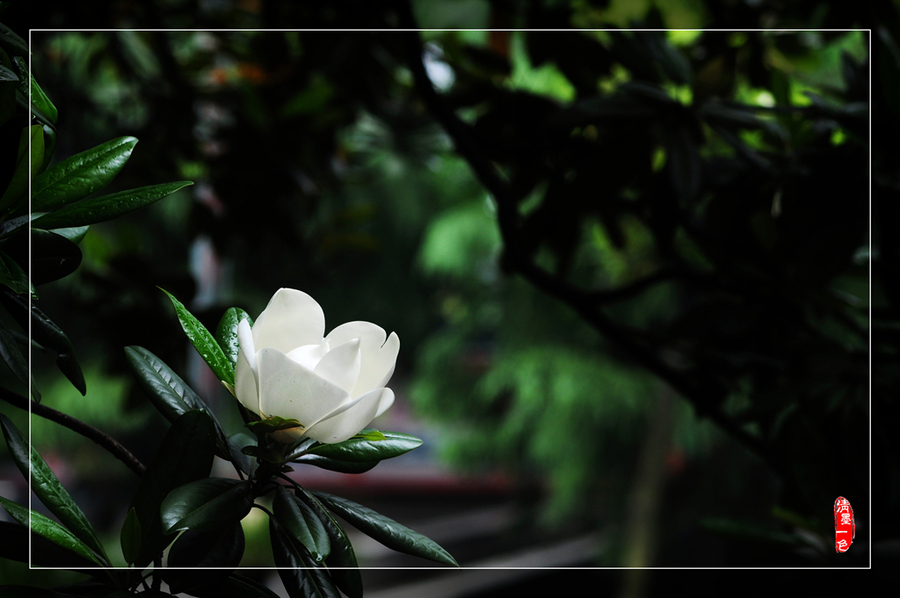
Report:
0,387,145,476
397,16,781,477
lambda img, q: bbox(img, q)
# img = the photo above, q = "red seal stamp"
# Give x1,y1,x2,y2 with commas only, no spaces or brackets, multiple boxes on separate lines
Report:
834,496,854,553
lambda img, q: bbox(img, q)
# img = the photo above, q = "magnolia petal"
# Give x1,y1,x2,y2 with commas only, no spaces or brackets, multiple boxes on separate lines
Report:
235,346,260,414
253,289,326,353
374,387,395,419
353,331,400,397
326,321,386,353
285,341,330,371
304,387,387,444
256,348,349,427
314,338,361,395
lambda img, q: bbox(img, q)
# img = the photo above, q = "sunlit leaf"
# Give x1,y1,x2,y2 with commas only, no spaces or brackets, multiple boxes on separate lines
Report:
215,307,253,373
161,288,234,386
31,180,193,230
32,136,138,211
305,430,423,462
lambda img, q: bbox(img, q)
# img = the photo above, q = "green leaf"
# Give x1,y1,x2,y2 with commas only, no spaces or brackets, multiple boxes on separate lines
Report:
31,180,193,230
124,345,228,456
0,521,98,569
120,507,141,566
127,409,217,567
160,288,234,386
0,292,85,394
305,430,423,462
227,432,257,476
0,251,28,293
0,22,28,57
0,322,38,400
13,56,57,123
273,486,331,563
48,225,89,245
28,229,83,286
163,524,245,595
0,496,106,566
313,491,458,566
31,136,138,212
292,454,379,474
161,478,253,535
215,307,253,372
0,414,108,563
296,490,362,598
0,124,42,213
268,517,328,598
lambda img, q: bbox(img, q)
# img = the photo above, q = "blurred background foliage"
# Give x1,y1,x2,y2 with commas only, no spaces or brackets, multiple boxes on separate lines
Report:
0,0,892,579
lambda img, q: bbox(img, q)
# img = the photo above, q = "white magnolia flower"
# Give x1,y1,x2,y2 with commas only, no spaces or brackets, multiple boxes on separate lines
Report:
235,288,399,444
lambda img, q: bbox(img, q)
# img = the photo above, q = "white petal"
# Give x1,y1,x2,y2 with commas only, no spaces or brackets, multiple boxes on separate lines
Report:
374,387,395,419
237,319,256,371
256,348,349,427
353,331,400,397
314,339,361,395
286,341,330,371
234,334,260,415
253,289,326,353
326,321,386,352
304,387,387,444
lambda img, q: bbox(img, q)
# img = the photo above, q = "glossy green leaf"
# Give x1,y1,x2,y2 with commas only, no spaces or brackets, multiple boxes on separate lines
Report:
161,288,234,386
0,124,42,213
293,454,380,474
0,520,98,569
127,409,217,567
0,496,105,566
313,491,458,566
269,518,328,598
305,430,423,462
13,56,57,123
28,229,83,286
273,486,331,563
124,345,228,455
297,550,342,598
0,322,38,400
48,225,89,245
297,490,362,598
161,478,253,535
0,414,108,562
215,307,253,372
291,455,381,473
31,180,193,230
120,507,141,566
31,136,138,212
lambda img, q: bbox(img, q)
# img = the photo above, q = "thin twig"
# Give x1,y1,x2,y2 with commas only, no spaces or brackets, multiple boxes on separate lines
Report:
0,387,145,476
